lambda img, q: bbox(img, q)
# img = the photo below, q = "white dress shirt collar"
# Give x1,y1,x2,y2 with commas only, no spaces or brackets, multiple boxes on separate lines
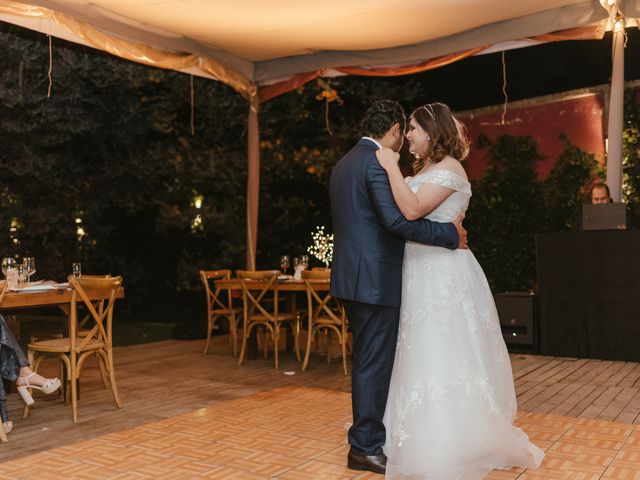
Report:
361,136,382,150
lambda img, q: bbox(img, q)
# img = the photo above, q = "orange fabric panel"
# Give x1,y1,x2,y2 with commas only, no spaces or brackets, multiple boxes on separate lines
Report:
337,47,487,77
258,71,323,103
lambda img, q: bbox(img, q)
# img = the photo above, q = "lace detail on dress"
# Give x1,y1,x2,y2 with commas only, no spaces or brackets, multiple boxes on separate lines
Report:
406,169,471,223
387,362,505,449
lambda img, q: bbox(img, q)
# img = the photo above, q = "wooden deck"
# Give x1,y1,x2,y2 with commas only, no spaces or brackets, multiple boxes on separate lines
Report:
3,336,640,465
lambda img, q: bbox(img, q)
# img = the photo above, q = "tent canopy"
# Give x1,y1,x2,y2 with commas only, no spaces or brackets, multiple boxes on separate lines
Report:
1,0,636,99
1,0,638,268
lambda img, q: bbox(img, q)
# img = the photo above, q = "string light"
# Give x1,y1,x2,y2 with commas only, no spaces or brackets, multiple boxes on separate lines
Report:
190,75,195,135
614,18,624,32
307,226,333,268
501,51,508,125
47,35,53,97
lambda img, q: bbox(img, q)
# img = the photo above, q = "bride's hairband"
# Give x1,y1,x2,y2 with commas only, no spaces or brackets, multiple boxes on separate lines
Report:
417,104,436,120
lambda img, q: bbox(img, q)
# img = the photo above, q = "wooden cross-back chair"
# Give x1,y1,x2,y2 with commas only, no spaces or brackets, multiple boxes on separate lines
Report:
236,270,300,369
200,269,242,356
24,276,123,423
73,274,111,335
59,274,113,400
302,269,349,375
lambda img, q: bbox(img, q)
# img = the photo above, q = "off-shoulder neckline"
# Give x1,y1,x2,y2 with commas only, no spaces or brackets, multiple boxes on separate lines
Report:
409,168,470,185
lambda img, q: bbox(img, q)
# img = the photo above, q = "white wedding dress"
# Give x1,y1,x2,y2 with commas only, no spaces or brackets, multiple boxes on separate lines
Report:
383,169,544,480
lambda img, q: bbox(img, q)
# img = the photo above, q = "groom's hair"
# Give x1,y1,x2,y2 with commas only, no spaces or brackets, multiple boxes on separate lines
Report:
361,100,405,139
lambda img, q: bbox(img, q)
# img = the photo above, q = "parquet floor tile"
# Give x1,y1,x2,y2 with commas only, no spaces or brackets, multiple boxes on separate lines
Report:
3,385,640,478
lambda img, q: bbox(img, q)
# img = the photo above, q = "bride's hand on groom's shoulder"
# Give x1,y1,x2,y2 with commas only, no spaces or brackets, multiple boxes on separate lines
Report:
453,213,468,249
376,147,399,172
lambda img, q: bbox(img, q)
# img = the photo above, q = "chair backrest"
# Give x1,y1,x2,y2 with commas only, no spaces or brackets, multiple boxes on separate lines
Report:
236,270,280,321
199,269,233,312
302,269,341,324
69,276,123,351
67,274,112,330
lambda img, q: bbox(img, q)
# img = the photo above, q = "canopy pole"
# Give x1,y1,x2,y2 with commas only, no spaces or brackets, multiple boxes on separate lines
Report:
246,95,260,270
606,24,625,201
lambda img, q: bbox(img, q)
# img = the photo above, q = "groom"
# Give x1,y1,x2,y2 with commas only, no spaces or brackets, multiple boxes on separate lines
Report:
329,99,467,474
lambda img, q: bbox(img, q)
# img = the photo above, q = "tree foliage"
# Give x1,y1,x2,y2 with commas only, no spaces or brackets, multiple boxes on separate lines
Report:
1,24,639,326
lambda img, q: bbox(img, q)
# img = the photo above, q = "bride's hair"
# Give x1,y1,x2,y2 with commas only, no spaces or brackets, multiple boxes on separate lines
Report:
410,103,470,174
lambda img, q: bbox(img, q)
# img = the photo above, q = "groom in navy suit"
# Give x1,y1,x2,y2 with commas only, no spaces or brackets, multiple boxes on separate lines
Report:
330,100,467,474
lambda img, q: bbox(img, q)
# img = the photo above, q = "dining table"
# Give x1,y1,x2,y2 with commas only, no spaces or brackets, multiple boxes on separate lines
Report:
216,276,330,292
216,276,331,358
0,281,125,342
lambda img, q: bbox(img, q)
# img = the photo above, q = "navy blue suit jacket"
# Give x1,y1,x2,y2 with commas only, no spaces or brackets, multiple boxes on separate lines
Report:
329,138,459,308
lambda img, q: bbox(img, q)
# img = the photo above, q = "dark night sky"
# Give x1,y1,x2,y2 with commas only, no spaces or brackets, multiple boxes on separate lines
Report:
410,29,640,112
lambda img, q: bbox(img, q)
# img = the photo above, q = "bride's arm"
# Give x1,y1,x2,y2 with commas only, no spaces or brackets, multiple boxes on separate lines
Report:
376,148,454,221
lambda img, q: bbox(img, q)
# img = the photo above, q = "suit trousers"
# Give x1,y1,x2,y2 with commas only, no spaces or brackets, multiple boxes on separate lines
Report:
342,299,400,455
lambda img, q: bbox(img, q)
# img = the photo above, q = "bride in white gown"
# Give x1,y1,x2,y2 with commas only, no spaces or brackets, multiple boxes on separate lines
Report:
376,102,544,480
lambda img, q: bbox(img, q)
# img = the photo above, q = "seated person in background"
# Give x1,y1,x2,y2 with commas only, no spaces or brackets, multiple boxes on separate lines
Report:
587,181,636,229
0,314,61,435
591,182,612,204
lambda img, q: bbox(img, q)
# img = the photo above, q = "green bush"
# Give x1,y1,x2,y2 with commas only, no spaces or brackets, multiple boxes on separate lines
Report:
466,134,546,292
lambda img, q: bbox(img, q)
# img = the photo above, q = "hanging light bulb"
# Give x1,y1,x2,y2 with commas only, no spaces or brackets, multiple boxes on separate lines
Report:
614,18,624,31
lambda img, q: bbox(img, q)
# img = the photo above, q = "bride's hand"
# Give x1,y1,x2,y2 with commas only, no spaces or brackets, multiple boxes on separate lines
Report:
453,213,468,249
376,147,400,172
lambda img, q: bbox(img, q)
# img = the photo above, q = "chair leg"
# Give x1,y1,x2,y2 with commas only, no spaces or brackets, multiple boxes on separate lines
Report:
97,353,110,389
274,324,279,369
263,328,269,359
230,314,238,357
341,331,348,376
203,316,213,354
105,351,122,409
70,354,78,423
58,357,66,402
238,322,249,366
302,321,314,371
22,350,36,419
326,331,332,364
294,319,301,363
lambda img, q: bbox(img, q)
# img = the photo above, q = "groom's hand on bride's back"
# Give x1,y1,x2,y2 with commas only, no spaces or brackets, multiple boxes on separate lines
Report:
453,214,468,249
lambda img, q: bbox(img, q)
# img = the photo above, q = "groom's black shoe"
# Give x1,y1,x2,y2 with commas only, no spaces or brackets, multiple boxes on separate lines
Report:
347,447,386,474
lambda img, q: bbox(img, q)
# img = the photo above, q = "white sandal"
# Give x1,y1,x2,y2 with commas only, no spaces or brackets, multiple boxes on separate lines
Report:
16,372,61,406
2,421,12,434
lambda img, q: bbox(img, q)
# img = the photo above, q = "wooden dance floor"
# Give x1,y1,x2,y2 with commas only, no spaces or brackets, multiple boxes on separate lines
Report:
2,338,640,479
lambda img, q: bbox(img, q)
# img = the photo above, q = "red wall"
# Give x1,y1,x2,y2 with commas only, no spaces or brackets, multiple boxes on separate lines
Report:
459,93,606,181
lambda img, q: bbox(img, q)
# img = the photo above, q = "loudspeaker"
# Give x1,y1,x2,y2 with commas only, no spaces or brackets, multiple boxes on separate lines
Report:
494,292,538,352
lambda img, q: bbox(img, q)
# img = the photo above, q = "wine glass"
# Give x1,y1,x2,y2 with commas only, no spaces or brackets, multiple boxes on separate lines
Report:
279,255,290,275
23,257,35,283
16,264,26,288
1,257,17,290
300,254,309,270
1,257,16,277
72,262,82,278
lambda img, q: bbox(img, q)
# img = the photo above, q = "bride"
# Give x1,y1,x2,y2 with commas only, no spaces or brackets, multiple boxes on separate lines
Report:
376,102,544,480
